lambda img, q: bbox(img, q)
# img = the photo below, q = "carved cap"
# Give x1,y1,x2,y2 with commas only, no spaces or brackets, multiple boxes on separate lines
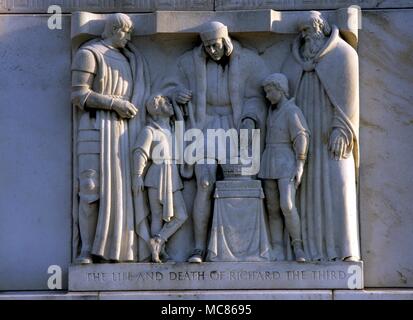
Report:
200,21,229,42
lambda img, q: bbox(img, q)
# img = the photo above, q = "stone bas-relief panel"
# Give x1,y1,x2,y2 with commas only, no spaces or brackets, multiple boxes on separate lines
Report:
0,7,410,292
69,261,363,290
69,9,362,293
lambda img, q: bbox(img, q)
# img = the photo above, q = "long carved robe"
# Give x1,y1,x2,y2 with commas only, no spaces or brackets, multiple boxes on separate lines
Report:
163,40,269,160
282,26,360,261
72,39,150,261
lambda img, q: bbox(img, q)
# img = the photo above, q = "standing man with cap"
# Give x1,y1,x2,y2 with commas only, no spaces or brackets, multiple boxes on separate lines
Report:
165,21,268,263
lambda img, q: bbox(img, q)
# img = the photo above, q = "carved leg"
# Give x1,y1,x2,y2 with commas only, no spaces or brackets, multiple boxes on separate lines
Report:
263,179,285,261
189,162,217,263
278,178,305,262
156,191,188,241
148,188,164,263
77,154,100,264
148,188,163,237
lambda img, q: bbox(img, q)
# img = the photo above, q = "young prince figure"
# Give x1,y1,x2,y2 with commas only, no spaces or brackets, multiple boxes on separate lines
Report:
259,73,310,262
133,94,188,263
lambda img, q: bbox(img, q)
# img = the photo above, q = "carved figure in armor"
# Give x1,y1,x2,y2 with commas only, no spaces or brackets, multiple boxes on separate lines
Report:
71,13,149,263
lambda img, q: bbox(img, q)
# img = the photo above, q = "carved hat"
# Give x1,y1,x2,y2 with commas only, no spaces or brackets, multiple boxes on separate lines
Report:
200,21,229,42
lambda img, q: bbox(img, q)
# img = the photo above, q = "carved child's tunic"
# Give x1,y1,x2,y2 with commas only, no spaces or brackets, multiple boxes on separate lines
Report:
258,99,309,180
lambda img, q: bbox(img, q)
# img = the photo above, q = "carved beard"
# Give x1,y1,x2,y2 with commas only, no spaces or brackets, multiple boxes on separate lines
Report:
301,31,326,60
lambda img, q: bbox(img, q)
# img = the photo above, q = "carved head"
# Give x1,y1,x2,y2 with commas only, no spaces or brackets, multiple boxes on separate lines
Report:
262,73,290,104
146,95,174,118
102,13,133,49
200,21,233,61
299,11,331,41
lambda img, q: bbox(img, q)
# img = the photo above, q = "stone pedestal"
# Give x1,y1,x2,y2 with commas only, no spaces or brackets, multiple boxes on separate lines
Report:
69,261,363,291
207,179,271,262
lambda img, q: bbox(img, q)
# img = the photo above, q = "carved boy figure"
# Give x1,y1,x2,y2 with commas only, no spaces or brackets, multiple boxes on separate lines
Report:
71,13,148,264
133,95,188,263
167,21,268,263
258,73,310,262
282,11,360,261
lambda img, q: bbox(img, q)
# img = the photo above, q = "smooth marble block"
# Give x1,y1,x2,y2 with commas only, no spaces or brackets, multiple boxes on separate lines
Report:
215,0,413,11
334,290,413,300
69,262,363,291
0,292,98,300
0,0,214,13
0,15,72,290
358,10,413,288
99,290,332,300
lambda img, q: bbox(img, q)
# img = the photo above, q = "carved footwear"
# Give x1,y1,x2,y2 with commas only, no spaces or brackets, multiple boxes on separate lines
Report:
343,256,360,262
149,237,163,263
188,249,204,263
272,244,286,261
160,245,171,262
76,251,93,264
292,239,306,262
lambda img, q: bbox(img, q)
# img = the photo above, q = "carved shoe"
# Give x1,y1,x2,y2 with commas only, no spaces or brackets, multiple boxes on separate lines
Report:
150,237,163,263
292,240,306,263
76,251,93,264
160,246,171,263
188,249,204,263
344,256,360,262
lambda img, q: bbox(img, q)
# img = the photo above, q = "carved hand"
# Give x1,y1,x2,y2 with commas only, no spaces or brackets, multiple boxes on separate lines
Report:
133,175,145,194
174,88,192,104
329,128,347,161
112,99,138,119
291,160,305,189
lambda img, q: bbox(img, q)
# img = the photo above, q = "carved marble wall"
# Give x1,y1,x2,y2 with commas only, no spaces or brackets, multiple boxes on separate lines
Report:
0,5,412,290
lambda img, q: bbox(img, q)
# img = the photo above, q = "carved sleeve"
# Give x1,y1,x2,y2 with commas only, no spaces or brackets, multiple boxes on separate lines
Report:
332,110,352,147
71,49,113,111
240,53,268,130
71,49,96,109
289,107,310,161
133,127,154,176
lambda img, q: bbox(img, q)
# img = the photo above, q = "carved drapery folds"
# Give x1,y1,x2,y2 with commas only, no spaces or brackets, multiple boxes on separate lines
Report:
71,9,360,265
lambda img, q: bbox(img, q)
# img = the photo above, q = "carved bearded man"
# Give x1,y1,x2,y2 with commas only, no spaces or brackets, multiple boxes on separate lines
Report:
282,11,360,261
71,13,149,264
167,21,268,263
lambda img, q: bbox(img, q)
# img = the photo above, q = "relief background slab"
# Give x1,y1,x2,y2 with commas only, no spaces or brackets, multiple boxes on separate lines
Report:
0,9,412,290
